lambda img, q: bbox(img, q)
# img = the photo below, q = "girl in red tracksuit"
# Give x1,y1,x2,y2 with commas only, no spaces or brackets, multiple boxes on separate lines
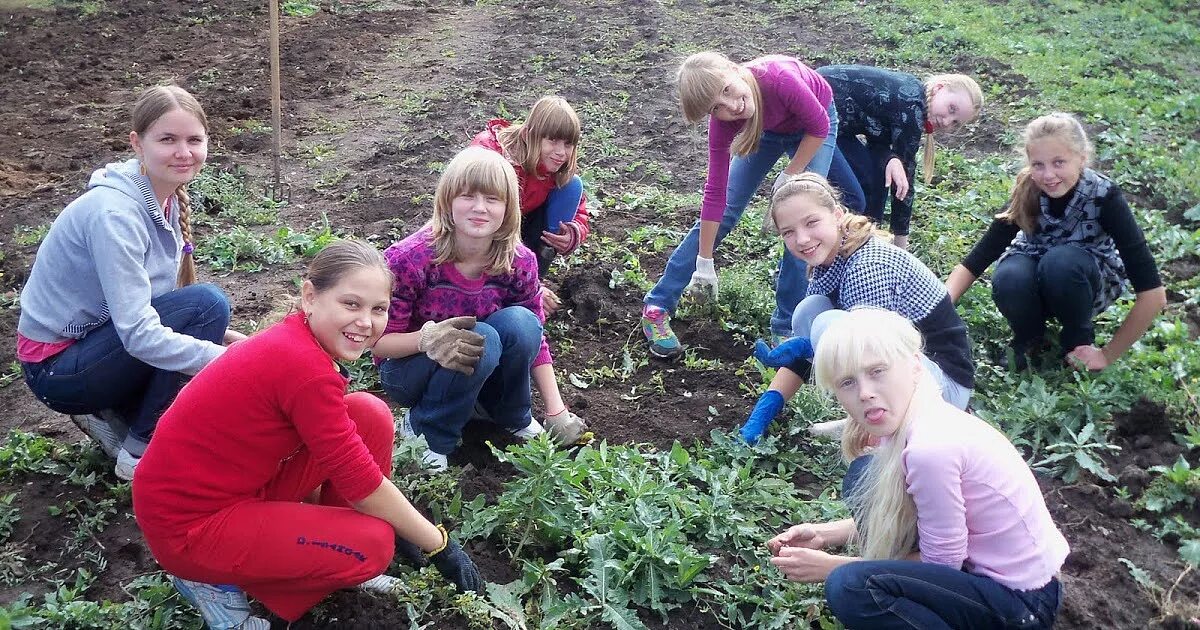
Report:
133,240,481,629
470,95,591,311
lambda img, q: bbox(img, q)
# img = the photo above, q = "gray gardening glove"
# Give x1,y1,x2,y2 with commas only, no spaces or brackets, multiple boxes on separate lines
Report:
430,539,484,593
418,316,485,375
544,409,591,445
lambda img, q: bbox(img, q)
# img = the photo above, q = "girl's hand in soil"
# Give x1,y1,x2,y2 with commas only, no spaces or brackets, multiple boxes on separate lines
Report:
885,157,909,200
769,546,844,583
768,524,825,555
429,539,484,593
540,228,574,254
1067,344,1110,371
223,329,248,345
541,286,561,314
685,255,718,304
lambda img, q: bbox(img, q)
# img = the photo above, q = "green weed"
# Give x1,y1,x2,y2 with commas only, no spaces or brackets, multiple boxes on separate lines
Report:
281,0,319,17
12,224,49,247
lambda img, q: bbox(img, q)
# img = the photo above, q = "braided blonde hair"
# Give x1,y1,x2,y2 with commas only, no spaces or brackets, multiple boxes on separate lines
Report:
131,85,207,287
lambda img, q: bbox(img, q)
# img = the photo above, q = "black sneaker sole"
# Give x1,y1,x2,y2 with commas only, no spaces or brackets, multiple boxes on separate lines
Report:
648,345,685,361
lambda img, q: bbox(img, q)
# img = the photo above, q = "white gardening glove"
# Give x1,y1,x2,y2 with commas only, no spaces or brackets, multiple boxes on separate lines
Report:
685,255,718,304
772,170,794,196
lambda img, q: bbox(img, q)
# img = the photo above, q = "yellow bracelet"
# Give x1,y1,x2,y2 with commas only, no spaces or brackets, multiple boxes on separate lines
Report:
425,524,449,558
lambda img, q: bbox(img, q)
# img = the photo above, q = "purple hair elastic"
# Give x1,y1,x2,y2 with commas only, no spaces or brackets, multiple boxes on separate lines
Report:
183,242,195,255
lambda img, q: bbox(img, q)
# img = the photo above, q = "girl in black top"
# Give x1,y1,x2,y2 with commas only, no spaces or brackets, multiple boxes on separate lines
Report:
818,66,983,249
946,112,1165,371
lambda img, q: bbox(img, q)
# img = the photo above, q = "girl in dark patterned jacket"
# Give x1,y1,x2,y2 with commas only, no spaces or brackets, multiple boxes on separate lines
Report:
818,66,983,250
739,173,975,444
946,112,1165,372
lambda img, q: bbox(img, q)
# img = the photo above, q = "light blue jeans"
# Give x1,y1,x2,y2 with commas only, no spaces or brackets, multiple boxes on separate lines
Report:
793,295,973,409
645,102,840,337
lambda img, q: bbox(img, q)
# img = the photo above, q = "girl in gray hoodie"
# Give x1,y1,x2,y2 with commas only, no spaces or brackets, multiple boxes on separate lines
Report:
17,85,241,481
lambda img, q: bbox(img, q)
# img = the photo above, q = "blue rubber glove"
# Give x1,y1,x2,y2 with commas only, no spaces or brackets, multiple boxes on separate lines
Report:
740,390,786,445
754,337,814,368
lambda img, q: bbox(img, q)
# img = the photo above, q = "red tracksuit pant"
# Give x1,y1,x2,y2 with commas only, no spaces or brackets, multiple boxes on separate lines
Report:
147,392,397,621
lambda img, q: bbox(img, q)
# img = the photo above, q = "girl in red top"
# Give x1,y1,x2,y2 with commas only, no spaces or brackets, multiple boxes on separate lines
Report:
133,240,481,629
470,95,590,311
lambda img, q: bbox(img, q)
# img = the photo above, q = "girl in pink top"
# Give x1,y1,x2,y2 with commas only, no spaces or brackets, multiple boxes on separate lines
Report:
767,309,1068,628
641,51,852,359
375,148,588,472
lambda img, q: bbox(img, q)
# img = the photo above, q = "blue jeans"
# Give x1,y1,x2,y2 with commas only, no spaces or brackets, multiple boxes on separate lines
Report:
792,295,972,409
21,283,230,449
644,102,840,337
521,175,584,276
826,559,1061,629
379,307,541,455
991,245,1102,352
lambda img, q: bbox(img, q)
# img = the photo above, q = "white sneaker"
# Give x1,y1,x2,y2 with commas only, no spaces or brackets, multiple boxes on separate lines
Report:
421,449,449,472
510,418,545,440
809,418,849,438
357,574,402,593
399,410,416,439
171,576,270,629
69,412,128,458
114,448,140,481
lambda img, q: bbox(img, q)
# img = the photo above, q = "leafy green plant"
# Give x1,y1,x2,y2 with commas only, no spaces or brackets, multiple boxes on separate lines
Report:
0,493,19,543
0,361,21,388
1139,456,1200,513
12,224,49,247
281,0,319,17
1032,422,1120,483
190,169,284,226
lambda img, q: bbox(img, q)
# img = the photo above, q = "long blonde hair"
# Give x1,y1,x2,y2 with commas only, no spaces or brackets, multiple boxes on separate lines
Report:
769,173,887,268
131,85,207,288
678,51,765,157
996,112,1093,234
429,147,522,275
813,308,940,560
496,95,581,188
921,74,984,184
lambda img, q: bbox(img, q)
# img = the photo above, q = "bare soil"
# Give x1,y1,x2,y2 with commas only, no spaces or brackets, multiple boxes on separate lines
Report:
0,0,1197,628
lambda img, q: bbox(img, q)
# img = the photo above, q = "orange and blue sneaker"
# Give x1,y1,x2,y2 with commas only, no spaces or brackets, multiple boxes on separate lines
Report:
641,305,684,360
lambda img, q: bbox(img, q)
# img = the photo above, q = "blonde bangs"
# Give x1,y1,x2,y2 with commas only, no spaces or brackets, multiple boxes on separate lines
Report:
430,147,522,274
812,309,924,395
677,51,734,123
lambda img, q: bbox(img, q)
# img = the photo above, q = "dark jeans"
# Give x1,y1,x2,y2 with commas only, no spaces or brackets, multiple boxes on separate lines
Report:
21,283,230,446
520,175,584,277
379,306,541,455
832,135,913,236
991,245,1102,352
826,560,1062,629
833,456,1062,629
827,145,867,215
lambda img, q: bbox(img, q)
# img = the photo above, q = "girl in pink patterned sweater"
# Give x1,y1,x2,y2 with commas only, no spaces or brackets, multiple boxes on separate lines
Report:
374,147,588,471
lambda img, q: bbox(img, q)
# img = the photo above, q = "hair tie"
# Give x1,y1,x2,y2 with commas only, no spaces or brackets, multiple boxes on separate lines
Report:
923,119,935,134
183,242,195,255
